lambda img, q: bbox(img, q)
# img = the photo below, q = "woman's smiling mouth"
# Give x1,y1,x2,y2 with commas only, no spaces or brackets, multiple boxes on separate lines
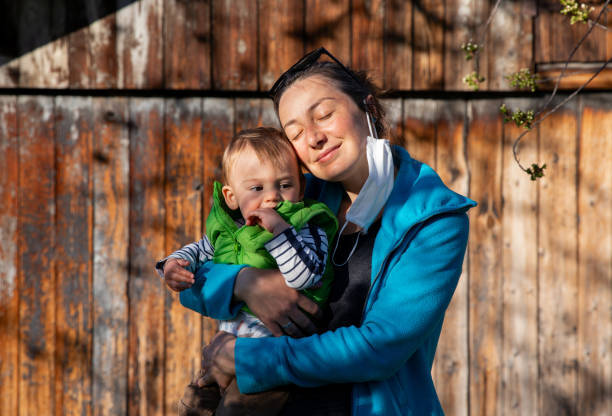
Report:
316,144,341,163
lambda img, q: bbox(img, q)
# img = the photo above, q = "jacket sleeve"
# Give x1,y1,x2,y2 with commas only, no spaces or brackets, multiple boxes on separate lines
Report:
155,236,246,320
179,261,247,320
235,212,469,392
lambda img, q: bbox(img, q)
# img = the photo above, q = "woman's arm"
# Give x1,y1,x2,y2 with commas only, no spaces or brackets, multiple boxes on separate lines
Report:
234,212,470,393
178,261,322,333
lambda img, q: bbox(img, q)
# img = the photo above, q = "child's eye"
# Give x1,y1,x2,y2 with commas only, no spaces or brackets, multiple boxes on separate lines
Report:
280,183,293,189
250,185,263,192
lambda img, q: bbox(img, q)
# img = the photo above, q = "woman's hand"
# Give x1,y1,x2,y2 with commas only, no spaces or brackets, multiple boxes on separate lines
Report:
163,258,195,292
196,331,237,391
234,268,323,337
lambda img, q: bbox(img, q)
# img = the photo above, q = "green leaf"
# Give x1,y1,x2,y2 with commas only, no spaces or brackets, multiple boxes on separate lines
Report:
525,163,547,180
506,68,538,92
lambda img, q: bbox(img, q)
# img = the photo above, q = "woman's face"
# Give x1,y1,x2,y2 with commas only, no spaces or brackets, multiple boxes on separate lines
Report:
278,75,370,186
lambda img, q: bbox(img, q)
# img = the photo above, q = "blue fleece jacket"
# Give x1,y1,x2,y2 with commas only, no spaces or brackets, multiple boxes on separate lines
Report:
180,146,476,415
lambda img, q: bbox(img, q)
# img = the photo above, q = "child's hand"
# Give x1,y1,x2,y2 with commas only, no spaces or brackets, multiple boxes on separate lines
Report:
163,258,195,292
246,208,290,236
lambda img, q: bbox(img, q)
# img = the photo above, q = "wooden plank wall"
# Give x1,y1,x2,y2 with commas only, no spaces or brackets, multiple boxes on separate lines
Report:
0,94,610,415
0,1,610,415
0,0,610,91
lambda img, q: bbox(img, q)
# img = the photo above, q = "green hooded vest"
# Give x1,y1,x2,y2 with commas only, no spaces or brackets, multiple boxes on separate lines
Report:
206,181,338,308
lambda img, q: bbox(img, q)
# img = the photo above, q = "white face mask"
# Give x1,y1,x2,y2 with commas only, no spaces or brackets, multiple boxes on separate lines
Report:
331,108,395,266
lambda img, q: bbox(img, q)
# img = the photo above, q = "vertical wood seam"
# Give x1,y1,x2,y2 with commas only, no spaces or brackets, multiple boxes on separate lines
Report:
410,1,415,91
162,97,168,415
209,1,215,89
530,7,536,71
53,95,61,415
349,0,353,66
573,95,582,416
433,100,438,170
256,0,261,92
16,95,22,416
52,95,58,416
498,103,505,416
232,98,237,134
381,1,386,86
199,96,206,361
161,0,167,90
126,96,133,412
89,97,97,415
535,111,541,416
463,99,471,416
441,0,446,91
302,0,307,55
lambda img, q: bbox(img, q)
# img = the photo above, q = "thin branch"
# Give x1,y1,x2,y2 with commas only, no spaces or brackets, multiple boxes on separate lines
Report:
471,0,505,69
511,0,610,172
588,19,609,30
536,0,610,118
588,2,611,30
512,56,612,171
477,0,504,44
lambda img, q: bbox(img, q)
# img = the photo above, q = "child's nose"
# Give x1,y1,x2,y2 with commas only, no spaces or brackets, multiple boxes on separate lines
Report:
265,190,281,203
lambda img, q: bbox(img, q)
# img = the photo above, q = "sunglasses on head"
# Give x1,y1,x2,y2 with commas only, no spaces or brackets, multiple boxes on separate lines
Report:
268,47,362,98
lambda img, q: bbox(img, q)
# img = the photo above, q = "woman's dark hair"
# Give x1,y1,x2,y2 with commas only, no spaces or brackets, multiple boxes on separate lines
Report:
271,61,388,139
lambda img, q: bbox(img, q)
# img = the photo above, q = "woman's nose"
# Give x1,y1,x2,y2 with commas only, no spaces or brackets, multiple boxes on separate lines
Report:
306,127,327,148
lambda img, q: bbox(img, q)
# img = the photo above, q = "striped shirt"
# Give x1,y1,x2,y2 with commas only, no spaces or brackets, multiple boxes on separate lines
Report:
156,222,329,291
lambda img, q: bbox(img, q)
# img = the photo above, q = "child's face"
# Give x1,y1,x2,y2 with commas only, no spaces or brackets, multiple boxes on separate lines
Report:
222,145,302,219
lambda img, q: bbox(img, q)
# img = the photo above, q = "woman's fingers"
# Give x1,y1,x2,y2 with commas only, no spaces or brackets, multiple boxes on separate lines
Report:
297,293,324,326
286,296,321,335
234,268,323,336
266,321,283,337
287,311,317,336
296,294,322,320
277,319,305,338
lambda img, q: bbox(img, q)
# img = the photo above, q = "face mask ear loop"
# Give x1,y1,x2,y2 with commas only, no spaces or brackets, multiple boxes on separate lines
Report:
363,99,379,140
331,221,362,267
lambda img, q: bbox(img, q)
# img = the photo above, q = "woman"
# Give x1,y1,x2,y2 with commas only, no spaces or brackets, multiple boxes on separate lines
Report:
162,48,476,415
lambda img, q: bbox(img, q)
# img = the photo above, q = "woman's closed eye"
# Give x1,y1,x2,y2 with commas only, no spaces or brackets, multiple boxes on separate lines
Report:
318,112,333,121
289,129,303,141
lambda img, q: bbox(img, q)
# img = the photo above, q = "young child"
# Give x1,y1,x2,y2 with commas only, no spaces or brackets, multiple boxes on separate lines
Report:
157,127,338,415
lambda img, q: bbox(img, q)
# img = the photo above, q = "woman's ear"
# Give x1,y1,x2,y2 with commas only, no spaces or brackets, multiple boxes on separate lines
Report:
365,94,379,120
221,185,239,210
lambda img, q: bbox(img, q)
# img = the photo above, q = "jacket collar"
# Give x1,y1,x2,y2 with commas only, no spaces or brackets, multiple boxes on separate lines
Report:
371,146,476,272
307,145,476,255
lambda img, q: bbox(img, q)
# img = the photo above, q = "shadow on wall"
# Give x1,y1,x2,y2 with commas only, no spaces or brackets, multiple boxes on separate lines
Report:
1,0,471,68
0,0,138,65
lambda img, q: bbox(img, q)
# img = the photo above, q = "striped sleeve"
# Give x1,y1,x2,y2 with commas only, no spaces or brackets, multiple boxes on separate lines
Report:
155,236,215,278
264,223,329,291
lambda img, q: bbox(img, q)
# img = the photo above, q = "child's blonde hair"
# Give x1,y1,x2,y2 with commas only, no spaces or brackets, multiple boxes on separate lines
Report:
222,127,300,183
